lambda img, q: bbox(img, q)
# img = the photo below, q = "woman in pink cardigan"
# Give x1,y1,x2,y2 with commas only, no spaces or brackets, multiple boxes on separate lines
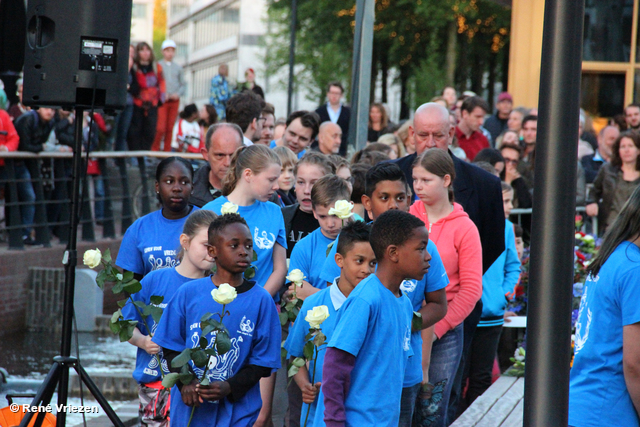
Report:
410,148,482,427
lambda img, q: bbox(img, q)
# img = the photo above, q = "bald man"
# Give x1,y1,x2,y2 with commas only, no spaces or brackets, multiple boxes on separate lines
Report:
313,121,342,155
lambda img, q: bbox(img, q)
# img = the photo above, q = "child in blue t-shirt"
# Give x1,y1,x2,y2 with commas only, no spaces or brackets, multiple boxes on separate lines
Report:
201,144,287,298
322,210,431,426
116,157,199,280
152,213,282,427
287,174,352,299
284,221,376,427
122,209,217,426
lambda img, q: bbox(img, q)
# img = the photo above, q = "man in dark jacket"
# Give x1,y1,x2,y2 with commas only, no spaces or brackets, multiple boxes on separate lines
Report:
483,92,513,144
13,107,56,243
315,82,350,156
189,123,243,207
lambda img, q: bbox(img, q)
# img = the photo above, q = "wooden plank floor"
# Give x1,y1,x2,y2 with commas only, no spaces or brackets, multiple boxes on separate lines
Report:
451,377,524,427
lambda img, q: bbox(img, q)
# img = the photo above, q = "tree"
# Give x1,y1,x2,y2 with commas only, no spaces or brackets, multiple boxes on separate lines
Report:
153,0,167,58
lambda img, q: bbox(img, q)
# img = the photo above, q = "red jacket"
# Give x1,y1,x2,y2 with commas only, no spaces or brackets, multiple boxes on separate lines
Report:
132,62,166,108
410,201,483,338
0,109,19,166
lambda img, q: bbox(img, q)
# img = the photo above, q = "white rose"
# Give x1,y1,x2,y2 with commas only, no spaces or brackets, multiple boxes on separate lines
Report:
83,249,102,268
221,202,239,215
116,273,123,281
583,235,595,243
514,347,526,362
574,233,582,239
328,200,354,220
305,305,330,329
286,269,306,287
211,283,237,305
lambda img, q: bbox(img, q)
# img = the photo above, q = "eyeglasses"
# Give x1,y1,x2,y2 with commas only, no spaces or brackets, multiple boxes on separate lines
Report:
504,158,519,165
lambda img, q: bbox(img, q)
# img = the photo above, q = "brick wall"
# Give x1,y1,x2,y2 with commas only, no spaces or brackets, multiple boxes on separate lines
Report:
0,238,122,337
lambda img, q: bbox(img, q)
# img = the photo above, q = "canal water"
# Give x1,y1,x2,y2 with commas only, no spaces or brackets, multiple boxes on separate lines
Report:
0,329,137,425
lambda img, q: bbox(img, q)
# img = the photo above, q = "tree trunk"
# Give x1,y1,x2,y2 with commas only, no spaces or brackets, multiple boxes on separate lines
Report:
487,53,497,110
400,66,410,120
502,40,510,91
446,20,457,86
370,45,378,104
381,47,388,103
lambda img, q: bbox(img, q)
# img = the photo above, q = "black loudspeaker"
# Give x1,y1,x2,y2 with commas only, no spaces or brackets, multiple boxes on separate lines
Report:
23,0,132,110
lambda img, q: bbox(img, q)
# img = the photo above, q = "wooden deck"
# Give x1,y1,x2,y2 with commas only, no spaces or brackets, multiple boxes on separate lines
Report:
451,376,524,427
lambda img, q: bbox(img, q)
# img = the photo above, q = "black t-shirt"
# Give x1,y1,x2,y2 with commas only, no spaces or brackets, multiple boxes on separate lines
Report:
286,208,319,258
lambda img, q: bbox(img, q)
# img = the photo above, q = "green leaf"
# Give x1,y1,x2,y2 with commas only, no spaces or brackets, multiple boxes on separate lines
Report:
134,300,147,308
171,348,193,368
117,299,128,308
412,311,423,331
200,377,210,386
199,337,209,349
192,349,209,368
150,307,164,324
110,309,122,324
180,364,191,375
123,280,142,295
123,270,134,282
326,241,335,257
161,373,180,389
202,324,216,337
118,327,131,342
200,312,213,323
95,269,107,290
285,301,295,311
112,281,123,294
281,347,288,359
288,310,297,321
205,348,217,356
292,357,306,368
303,342,314,360
102,248,112,264
252,250,258,262
279,312,289,326
216,331,232,355
150,295,164,305
288,364,300,378
109,320,120,335
179,372,195,385
244,266,256,280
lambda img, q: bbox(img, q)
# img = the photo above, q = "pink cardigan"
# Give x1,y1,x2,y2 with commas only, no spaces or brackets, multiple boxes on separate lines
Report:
410,201,483,338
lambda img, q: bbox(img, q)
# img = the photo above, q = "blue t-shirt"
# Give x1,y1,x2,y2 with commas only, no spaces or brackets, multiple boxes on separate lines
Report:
284,284,343,425
325,274,414,426
399,240,449,387
153,277,282,427
269,140,306,159
569,241,640,427
202,197,287,292
116,207,199,277
121,268,193,384
288,228,335,290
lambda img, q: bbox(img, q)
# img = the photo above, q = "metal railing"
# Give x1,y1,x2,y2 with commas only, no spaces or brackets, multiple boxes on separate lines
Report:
510,205,598,237
0,151,204,250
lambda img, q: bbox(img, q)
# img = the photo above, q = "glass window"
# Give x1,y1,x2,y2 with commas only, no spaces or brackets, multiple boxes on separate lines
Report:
132,3,147,19
583,0,633,62
581,73,626,117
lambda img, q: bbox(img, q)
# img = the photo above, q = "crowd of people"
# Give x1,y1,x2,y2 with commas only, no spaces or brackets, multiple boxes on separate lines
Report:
2,37,640,427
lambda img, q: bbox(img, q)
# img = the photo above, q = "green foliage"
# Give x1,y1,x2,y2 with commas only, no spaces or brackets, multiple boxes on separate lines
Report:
412,311,423,332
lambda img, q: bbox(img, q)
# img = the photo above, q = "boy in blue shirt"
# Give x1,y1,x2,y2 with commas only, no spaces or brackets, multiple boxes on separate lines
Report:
288,174,351,299
284,221,376,426
322,210,432,427
153,213,281,427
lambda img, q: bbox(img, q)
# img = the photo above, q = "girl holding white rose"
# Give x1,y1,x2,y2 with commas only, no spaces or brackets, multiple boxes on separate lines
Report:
122,209,217,427
116,157,199,281
152,213,281,427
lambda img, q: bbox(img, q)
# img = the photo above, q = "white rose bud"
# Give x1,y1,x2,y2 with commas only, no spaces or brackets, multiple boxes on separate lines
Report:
83,249,102,268
116,273,123,281
211,283,237,305
328,200,354,220
305,305,330,329
583,235,594,243
574,233,582,239
514,347,526,362
286,269,306,287
220,202,239,215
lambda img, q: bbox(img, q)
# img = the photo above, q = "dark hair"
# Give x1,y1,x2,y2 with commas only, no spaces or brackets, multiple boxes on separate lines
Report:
327,81,344,94
336,221,372,256
225,91,265,133
180,103,198,120
474,161,497,176
350,163,369,204
370,210,425,260
364,162,407,197
352,150,390,166
222,144,282,195
207,212,249,244
286,110,320,140
500,142,523,157
294,151,335,176
328,154,349,172
610,131,640,171
474,148,505,167
155,156,194,182
177,210,218,261
262,102,275,116
205,123,244,150
522,114,538,129
414,148,456,203
199,104,218,127
134,42,154,65
514,224,523,239
369,103,389,129
625,103,640,115
587,185,640,277
461,96,490,114
311,175,351,208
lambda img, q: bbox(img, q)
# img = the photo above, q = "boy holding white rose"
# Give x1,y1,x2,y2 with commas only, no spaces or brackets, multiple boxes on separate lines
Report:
284,221,376,426
153,213,281,427
286,175,353,300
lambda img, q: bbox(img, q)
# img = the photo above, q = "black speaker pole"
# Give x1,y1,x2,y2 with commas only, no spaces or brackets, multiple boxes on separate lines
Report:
19,107,125,427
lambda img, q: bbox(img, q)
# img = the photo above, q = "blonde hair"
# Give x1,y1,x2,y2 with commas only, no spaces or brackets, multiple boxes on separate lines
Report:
377,133,406,157
222,145,282,196
177,210,218,261
273,146,298,170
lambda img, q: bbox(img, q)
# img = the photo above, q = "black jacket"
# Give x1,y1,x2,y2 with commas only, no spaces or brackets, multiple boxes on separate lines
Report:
189,164,218,208
315,104,351,156
14,111,55,153
282,203,299,242
394,151,506,273
581,152,605,184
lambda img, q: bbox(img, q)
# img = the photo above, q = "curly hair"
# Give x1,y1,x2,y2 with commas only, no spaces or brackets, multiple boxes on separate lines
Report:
207,212,249,244
369,210,425,260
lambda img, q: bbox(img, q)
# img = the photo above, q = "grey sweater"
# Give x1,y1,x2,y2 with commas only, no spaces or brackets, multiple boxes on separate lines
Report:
158,60,186,97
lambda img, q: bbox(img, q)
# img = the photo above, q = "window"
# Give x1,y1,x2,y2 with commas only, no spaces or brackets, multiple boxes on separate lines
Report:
191,51,238,100
132,3,147,19
193,1,240,50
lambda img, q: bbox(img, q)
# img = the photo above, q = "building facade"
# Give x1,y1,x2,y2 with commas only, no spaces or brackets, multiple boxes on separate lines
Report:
131,0,155,45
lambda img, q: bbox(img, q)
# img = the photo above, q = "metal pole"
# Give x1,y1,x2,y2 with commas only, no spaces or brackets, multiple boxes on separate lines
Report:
286,0,297,117
347,0,374,153
524,0,585,425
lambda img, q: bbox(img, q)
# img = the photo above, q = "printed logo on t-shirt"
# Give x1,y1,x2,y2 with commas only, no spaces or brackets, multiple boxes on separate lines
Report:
144,350,168,376
145,247,179,271
574,276,595,355
400,279,417,293
403,326,411,351
238,316,255,336
188,325,241,383
254,227,276,250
